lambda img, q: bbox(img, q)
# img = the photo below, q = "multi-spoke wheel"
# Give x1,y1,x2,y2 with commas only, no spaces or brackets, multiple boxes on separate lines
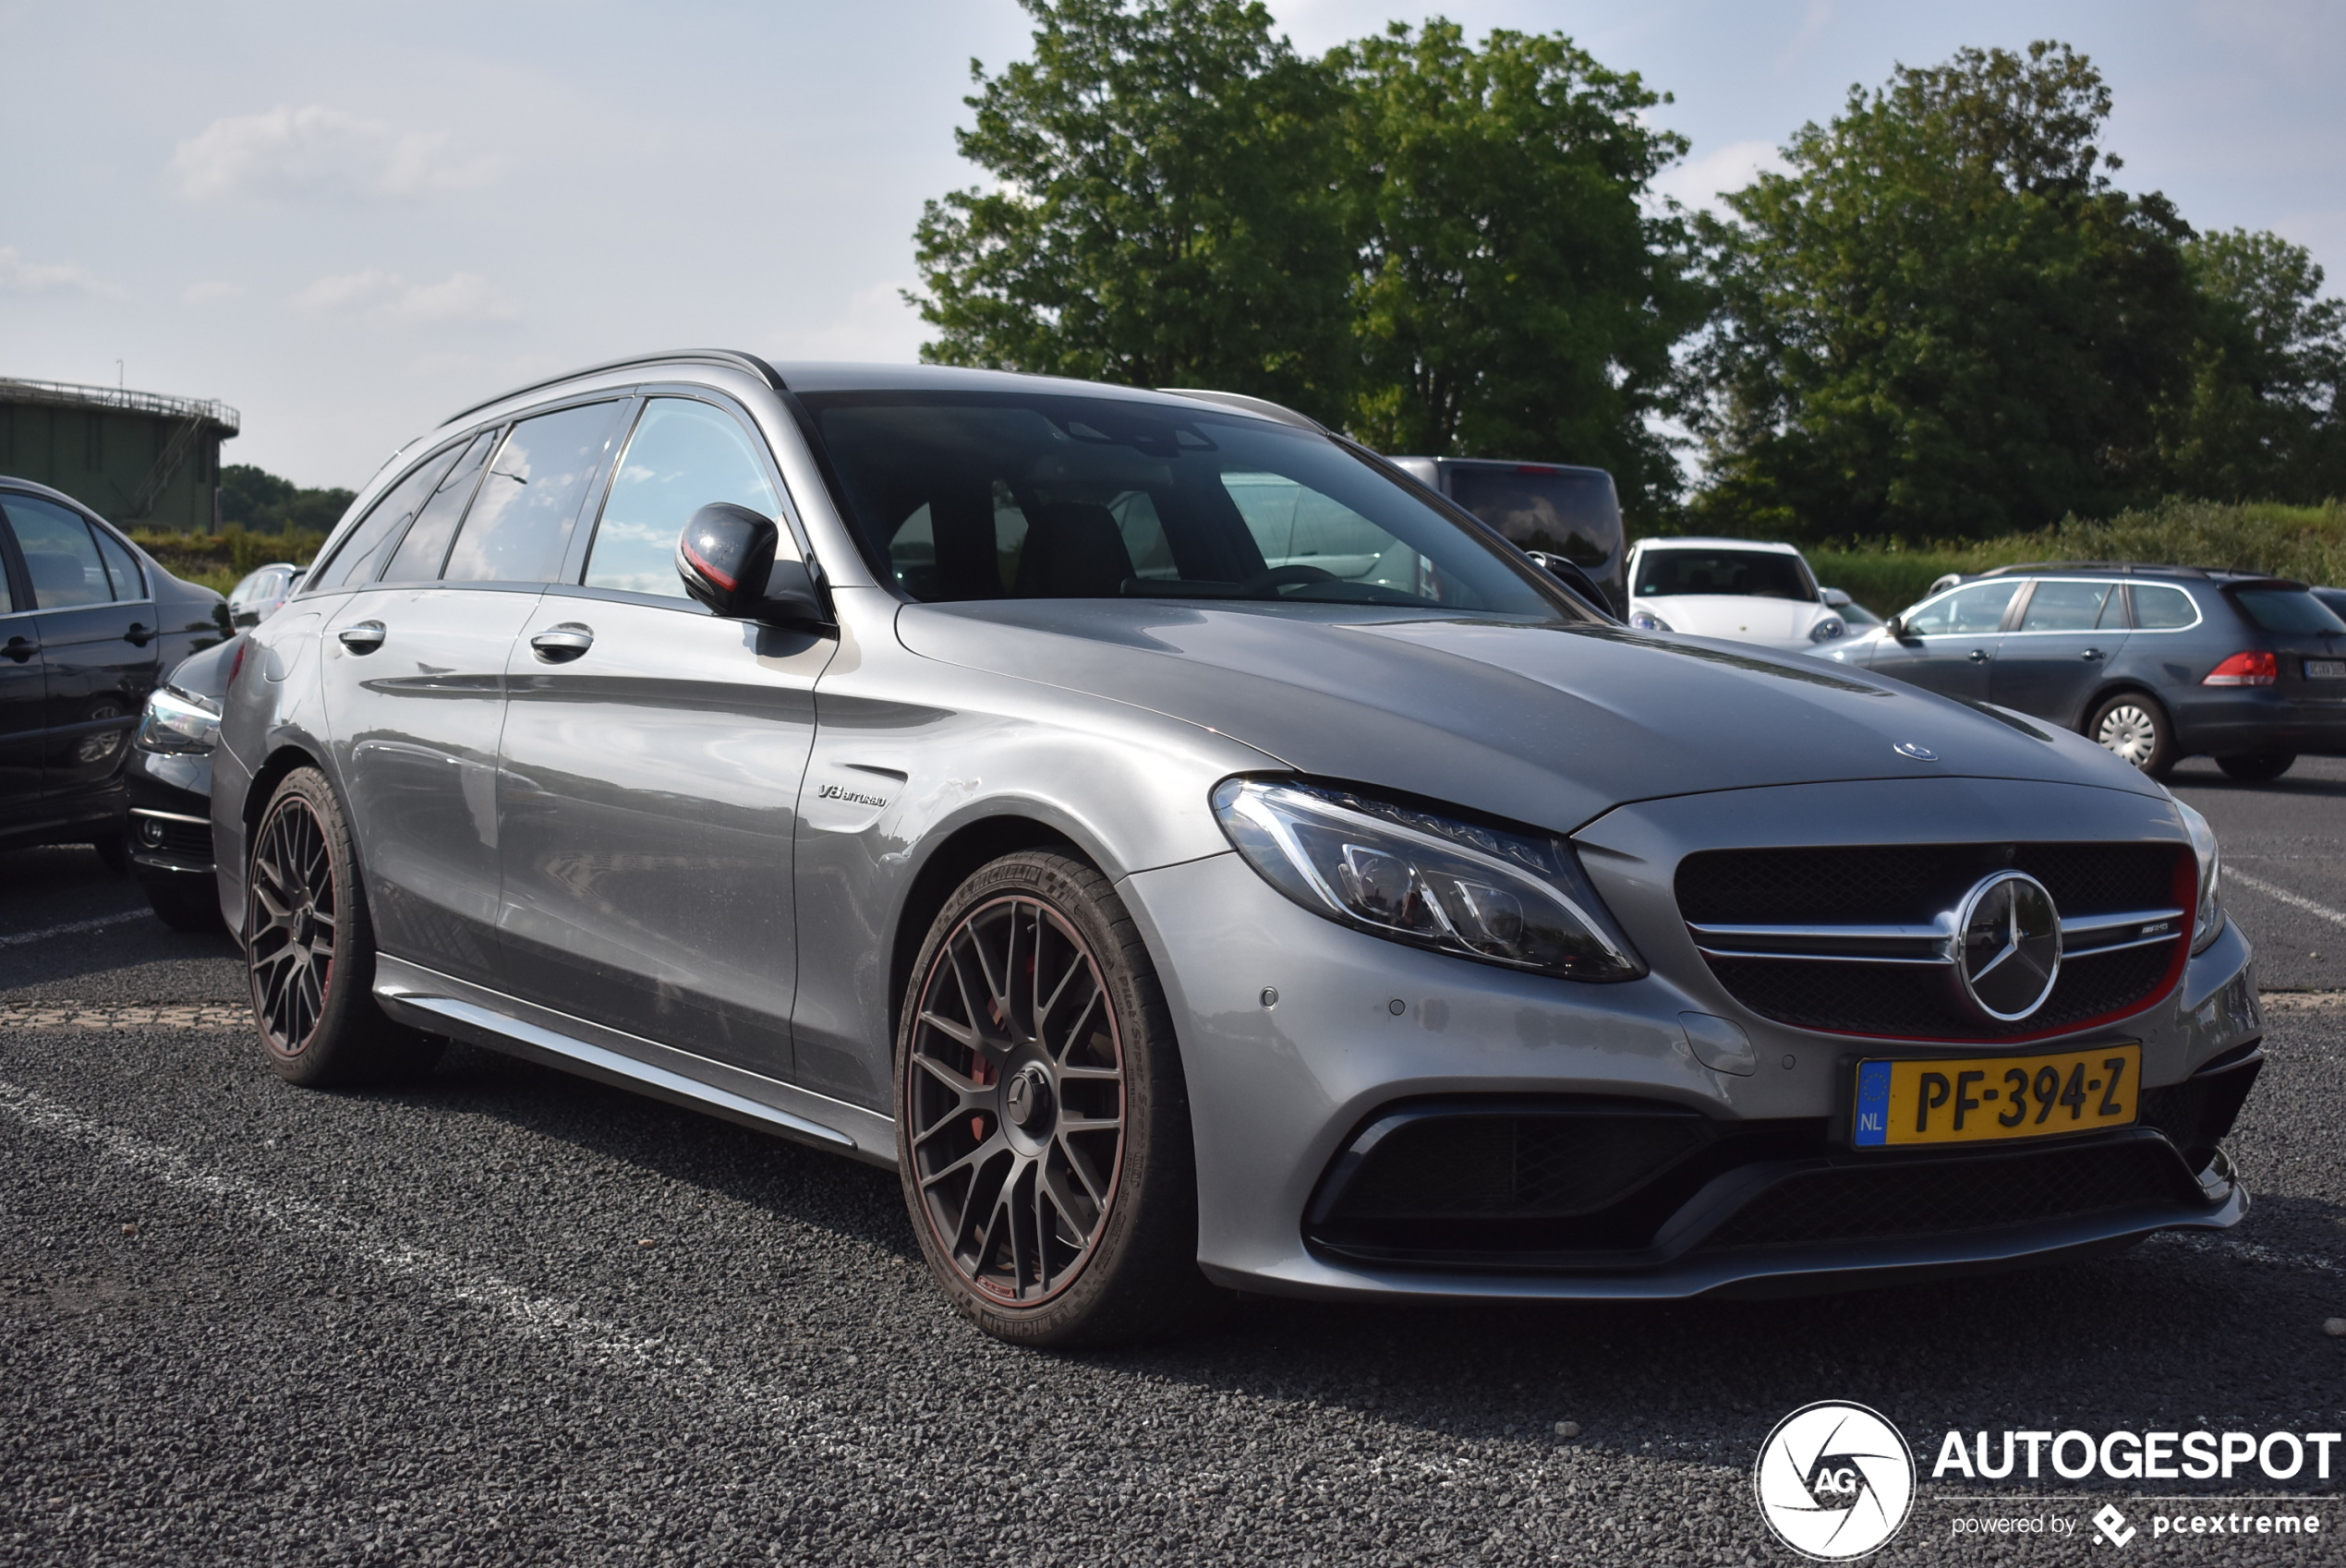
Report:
896,850,1222,1345
2087,692,2176,778
245,767,439,1086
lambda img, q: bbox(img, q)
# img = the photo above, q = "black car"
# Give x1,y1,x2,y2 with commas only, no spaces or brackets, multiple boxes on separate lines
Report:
0,476,228,863
1384,456,1626,612
126,632,241,929
1822,561,2346,779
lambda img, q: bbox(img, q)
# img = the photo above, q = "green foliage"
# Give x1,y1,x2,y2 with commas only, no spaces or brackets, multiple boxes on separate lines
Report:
1688,42,2204,542
1807,499,2346,616
909,0,1354,420
2169,229,2346,502
1332,22,1699,519
130,523,328,595
220,463,356,535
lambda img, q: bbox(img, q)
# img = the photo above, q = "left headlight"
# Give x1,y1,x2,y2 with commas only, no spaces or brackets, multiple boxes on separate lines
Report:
135,686,221,754
1628,609,1672,633
2173,796,2223,954
1808,615,1847,642
1210,778,1645,981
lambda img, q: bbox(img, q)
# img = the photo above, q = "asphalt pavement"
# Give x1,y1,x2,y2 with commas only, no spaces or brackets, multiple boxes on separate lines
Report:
4,767,2345,1565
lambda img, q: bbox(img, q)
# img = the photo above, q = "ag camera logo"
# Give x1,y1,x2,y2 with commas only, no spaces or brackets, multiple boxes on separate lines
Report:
1755,1401,1917,1560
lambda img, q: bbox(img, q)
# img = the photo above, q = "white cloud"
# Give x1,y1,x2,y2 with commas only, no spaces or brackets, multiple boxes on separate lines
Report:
0,246,120,297
296,269,517,325
171,105,503,201
1652,139,1793,216
778,281,926,361
182,280,241,305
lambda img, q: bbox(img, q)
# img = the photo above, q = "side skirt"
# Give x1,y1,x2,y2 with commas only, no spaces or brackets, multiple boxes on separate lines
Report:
372,954,897,1167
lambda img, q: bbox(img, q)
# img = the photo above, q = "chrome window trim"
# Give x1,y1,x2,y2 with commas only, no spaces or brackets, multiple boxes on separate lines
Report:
2122,582,2207,633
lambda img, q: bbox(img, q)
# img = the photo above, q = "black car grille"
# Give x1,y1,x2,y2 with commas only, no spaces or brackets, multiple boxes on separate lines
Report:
1704,1138,2204,1249
1677,842,2191,1040
1327,1106,1711,1221
133,814,212,863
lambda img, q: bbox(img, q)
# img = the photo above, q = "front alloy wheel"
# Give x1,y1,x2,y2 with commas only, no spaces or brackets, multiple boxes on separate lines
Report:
896,850,1221,1345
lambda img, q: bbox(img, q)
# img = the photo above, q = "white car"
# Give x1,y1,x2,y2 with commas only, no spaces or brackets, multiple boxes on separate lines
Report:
1623,537,1848,651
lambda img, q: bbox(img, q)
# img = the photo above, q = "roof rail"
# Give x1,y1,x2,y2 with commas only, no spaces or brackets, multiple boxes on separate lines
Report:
1154,387,1326,433
1977,561,2214,579
438,349,787,428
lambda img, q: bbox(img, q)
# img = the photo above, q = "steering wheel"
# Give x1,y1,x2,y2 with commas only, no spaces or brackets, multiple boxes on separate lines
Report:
1242,564,1341,596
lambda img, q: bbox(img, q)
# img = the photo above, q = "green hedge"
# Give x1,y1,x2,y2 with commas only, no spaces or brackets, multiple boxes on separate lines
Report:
130,524,328,596
1803,500,2346,616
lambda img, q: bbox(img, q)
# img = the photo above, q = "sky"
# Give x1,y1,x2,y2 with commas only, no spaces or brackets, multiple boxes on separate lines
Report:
3,0,2341,490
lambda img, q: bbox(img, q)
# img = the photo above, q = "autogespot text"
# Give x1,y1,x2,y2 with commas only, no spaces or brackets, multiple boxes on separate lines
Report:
1932,1429,2343,1481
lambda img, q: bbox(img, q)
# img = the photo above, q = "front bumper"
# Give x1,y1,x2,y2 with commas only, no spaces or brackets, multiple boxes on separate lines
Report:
125,748,215,885
1123,778,2263,1302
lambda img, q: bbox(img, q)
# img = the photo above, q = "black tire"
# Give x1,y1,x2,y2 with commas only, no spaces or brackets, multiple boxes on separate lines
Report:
2216,750,2296,783
2086,692,2178,779
894,850,1225,1346
91,831,131,876
244,767,441,1087
143,875,224,933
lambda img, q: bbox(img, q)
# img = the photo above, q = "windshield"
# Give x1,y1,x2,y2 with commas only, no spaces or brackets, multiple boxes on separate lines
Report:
2233,586,2346,634
799,392,1570,616
1635,548,1817,601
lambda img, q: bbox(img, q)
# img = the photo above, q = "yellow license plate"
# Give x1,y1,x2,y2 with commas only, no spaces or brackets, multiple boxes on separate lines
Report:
1851,1043,2140,1148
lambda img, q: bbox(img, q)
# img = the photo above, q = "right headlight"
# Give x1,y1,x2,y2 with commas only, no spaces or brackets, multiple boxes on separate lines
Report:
135,685,221,754
1210,778,1645,981
2174,796,2224,954
1628,609,1672,633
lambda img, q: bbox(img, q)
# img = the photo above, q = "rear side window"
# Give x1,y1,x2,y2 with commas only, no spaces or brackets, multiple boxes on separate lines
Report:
316,445,464,589
1446,465,1620,568
6,495,114,608
2232,586,2346,634
91,525,146,600
442,403,624,584
586,399,782,597
381,429,498,585
2132,584,2200,630
2017,580,2114,632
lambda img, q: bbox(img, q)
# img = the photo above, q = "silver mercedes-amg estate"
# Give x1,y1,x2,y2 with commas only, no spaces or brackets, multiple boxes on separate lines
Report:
213,354,2263,1344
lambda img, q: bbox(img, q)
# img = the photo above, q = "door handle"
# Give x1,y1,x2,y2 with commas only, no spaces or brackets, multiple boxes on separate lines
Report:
124,621,154,647
2,635,33,663
529,624,594,662
337,621,387,654
2081,647,2105,661
1969,648,1991,663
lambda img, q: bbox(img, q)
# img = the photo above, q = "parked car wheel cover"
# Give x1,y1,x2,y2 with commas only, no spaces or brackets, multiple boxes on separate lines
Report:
2095,702,2162,767
246,794,338,1055
904,894,1127,1306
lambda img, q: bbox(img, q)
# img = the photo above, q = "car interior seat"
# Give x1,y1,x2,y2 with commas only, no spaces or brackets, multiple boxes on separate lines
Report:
1013,501,1138,597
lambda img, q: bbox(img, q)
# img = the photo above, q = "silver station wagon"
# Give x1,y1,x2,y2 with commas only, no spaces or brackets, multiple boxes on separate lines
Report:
214,355,2263,1344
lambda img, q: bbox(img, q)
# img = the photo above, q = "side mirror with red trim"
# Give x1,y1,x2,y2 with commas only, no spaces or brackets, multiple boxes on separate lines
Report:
675,503,831,628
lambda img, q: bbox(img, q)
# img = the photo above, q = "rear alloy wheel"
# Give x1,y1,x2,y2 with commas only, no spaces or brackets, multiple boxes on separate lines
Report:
246,767,440,1087
2216,750,2296,783
896,850,1221,1345
2087,693,2177,779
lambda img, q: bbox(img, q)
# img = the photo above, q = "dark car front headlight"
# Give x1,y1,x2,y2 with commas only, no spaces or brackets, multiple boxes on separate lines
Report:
2174,797,2224,954
1211,778,1645,981
135,686,221,754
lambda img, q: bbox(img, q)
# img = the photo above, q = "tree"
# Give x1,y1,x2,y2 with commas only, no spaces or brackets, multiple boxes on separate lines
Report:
909,0,1352,421
1333,22,1700,519
1687,42,2203,541
220,464,355,534
2169,228,2346,501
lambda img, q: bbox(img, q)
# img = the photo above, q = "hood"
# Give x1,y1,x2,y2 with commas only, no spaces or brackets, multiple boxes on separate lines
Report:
1638,594,1820,644
895,601,2166,834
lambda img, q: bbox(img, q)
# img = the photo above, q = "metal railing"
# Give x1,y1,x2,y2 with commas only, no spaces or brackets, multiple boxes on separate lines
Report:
0,377,240,435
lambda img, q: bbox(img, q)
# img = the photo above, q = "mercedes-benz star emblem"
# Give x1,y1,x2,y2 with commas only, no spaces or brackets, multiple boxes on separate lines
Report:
1950,871,2062,1022
1893,741,1936,761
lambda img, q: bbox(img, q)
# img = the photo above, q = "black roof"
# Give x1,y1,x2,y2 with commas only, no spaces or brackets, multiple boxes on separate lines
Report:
1974,561,2304,589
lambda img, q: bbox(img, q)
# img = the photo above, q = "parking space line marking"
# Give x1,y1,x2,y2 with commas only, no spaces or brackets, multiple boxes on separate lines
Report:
2225,869,2346,929
0,910,151,948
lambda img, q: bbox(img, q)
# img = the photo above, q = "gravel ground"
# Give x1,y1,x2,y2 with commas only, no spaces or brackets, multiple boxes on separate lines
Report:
3,850,2343,1564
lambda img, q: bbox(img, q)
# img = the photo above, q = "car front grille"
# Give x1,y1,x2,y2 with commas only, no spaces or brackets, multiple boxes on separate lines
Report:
1675,842,2193,1041
1703,1137,2204,1249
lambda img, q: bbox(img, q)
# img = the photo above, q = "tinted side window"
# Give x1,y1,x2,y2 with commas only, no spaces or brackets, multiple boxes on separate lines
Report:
1904,581,2019,636
381,429,498,585
1446,465,1620,568
586,400,782,597
2017,580,2111,632
317,447,463,589
90,525,146,600
443,403,624,584
2133,585,2199,630
2233,586,2346,633
7,495,112,608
